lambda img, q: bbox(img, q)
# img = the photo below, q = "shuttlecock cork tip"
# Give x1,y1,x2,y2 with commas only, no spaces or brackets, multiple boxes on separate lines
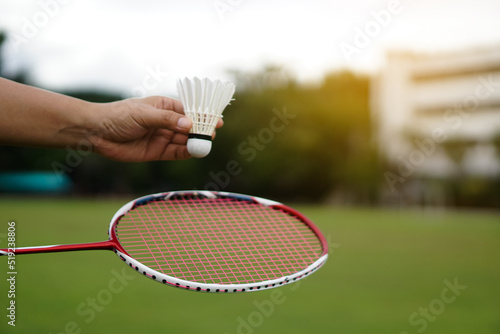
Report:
187,135,212,158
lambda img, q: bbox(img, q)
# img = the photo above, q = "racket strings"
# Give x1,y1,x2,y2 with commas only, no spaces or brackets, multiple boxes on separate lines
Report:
115,198,322,284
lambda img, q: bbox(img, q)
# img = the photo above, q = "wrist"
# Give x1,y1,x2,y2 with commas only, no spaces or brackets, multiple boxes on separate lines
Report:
57,99,101,148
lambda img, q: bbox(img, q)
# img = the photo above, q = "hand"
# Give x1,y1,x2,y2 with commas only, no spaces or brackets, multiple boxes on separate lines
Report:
0,78,224,161
89,96,223,162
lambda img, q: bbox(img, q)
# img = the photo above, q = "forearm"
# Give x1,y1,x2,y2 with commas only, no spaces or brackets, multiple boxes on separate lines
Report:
0,77,96,148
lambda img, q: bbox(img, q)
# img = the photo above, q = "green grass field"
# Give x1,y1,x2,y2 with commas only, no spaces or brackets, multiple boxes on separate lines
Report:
0,198,499,334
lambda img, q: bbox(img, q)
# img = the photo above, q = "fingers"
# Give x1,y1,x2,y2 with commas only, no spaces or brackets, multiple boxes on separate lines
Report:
137,96,226,135
216,118,224,129
159,96,185,115
155,111,192,133
152,131,192,161
135,97,192,133
176,117,192,132
141,95,185,115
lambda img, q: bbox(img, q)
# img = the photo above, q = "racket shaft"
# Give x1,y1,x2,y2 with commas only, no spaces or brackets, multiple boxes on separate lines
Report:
0,240,115,255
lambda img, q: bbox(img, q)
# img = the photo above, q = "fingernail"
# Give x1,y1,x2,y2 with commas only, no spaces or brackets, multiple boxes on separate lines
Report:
177,117,192,130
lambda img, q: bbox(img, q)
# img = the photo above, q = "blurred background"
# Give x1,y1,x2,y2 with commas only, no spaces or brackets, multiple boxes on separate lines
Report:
0,1,499,334
1,0,500,207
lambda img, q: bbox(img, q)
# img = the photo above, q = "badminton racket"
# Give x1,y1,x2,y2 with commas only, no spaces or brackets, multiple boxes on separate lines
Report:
0,191,328,293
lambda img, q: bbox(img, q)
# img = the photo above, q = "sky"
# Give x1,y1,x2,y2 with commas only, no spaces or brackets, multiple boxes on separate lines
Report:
1,0,500,96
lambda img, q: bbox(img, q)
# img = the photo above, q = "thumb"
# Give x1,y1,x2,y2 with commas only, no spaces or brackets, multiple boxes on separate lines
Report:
139,106,192,133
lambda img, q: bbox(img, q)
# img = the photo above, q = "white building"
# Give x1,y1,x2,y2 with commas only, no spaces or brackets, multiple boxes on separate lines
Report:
372,45,500,183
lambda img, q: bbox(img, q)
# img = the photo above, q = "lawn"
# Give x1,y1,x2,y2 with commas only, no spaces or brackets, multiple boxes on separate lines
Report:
0,197,499,334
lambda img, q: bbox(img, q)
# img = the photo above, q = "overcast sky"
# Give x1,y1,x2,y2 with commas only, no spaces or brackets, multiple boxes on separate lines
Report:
1,0,499,96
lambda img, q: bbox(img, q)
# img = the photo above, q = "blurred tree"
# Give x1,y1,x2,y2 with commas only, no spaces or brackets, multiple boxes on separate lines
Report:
439,137,471,205
492,131,500,160
440,137,470,168
208,67,379,203
0,31,5,76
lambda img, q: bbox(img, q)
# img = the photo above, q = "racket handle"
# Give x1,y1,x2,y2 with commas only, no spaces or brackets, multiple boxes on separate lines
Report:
0,240,116,255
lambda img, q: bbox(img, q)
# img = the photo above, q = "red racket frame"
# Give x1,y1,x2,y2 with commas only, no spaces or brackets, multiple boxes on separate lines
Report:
0,191,328,293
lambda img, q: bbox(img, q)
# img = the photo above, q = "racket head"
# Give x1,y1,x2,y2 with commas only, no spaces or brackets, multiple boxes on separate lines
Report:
108,191,328,293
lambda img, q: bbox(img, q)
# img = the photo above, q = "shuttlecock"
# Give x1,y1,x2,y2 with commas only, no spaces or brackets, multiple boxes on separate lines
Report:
177,77,236,158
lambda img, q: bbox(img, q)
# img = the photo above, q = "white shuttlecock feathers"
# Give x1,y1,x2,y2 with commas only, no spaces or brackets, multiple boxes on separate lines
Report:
177,77,236,158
